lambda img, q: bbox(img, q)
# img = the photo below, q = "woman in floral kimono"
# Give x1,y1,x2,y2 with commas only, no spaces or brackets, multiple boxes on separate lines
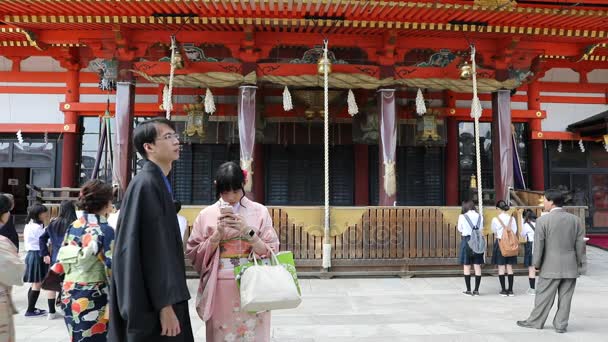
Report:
187,162,279,342
50,180,114,341
0,194,24,342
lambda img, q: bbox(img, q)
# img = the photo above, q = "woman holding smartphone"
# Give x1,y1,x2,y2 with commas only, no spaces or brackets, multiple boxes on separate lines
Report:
187,161,279,342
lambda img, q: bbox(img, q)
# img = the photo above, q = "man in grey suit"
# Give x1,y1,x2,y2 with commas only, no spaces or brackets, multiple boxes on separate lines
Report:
517,189,586,333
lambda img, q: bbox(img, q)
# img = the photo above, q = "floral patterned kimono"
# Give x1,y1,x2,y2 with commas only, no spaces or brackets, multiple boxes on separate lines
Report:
187,196,279,342
0,236,24,342
50,214,114,342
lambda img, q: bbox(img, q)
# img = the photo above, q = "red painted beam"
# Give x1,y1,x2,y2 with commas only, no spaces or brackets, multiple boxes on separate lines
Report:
531,131,597,141
0,123,77,133
59,102,237,116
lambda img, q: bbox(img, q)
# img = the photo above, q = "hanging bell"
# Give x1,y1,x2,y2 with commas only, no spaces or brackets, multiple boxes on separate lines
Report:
172,48,184,70
317,55,332,75
459,61,472,80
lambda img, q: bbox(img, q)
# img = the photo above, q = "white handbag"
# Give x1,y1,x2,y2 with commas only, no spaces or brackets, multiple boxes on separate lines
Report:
239,250,302,312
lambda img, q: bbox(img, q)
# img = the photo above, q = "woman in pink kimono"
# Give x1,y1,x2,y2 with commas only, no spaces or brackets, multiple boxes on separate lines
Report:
187,162,279,342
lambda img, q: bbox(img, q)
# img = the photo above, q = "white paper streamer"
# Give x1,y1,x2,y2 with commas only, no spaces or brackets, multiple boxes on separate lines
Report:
347,89,359,116
162,84,173,113
579,139,585,153
282,86,293,111
415,88,426,116
16,130,23,145
557,140,563,153
205,88,216,114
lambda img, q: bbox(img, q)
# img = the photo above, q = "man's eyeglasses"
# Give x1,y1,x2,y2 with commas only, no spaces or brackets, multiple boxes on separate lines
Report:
157,133,180,141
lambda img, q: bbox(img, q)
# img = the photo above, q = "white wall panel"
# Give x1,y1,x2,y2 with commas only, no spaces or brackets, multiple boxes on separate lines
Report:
0,56,12,71
0,93,64,123
21,56,66,72
540,68,579,83
587,69,608,84
541,103,608,131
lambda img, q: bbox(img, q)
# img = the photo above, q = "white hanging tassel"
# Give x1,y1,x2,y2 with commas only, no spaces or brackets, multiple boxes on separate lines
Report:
282,86,293,111
415,88,427,116
43,132,48,144
579,139,585,153
557,140,563,153
16,130,23,145
204,88,216,114
384,160,397,197
604,141,608,152
241,159,253,192
347,89,359,116
162,84,173,113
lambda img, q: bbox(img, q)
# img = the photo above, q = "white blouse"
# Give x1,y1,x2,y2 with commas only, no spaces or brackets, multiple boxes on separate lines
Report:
491,212,517,239
521,222,535,242
457,210,483,237
23,220,45,252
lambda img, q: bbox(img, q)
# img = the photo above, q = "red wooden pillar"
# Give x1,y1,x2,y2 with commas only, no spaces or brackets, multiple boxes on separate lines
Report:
354,144,369,206
444,91,459,205
527,81,545,191
61,65,80,187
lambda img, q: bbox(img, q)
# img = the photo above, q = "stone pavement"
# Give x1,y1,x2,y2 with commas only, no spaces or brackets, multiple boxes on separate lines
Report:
12,246,608,342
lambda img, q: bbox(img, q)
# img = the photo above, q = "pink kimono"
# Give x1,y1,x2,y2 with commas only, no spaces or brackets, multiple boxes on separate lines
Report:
186,196,279,342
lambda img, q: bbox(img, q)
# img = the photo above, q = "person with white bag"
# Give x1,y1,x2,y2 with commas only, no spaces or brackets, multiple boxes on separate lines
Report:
187,162,279,342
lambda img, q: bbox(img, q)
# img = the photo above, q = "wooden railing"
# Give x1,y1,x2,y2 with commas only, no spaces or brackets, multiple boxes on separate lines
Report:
267,206,587,274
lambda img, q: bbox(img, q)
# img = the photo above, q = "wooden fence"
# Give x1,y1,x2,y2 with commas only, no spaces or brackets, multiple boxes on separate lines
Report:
268,206,587,275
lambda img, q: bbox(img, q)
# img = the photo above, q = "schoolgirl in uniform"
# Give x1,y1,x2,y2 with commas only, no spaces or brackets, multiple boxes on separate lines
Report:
457,200,484,296
22,203,50,317
491,200,518,296
521,209,537,295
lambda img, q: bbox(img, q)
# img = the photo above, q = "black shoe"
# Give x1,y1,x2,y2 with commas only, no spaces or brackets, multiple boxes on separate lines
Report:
555,328,567,333
472,290,480,296
507,290,515,297
462,290,473,296
500,290,508,297
517,321,538,329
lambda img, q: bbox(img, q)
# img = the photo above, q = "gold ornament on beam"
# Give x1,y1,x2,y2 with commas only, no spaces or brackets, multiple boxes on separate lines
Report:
184,96,208,138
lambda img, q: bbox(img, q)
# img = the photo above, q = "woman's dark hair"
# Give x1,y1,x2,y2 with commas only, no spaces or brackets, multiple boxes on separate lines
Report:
523,209,537,223
215,161,246,206
26,203,48,225
496,200,510,212
461,200,477,214
544,189,565,207
78,179,113,214
133,118,176,159
0,194,11,217
49,200,77,237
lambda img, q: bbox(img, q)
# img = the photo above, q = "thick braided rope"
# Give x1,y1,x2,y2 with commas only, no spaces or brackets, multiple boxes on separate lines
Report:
323,39,331,268
166,36,177,120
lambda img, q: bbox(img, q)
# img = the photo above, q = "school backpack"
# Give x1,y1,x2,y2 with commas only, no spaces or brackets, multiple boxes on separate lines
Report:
498,216,519,257
464,214,486,255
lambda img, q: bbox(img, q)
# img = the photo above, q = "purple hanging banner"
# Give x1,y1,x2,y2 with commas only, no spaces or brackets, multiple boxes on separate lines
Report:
238,86,257,192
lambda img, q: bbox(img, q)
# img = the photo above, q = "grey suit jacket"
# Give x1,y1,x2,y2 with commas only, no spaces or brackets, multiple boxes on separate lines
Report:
533,208,586,279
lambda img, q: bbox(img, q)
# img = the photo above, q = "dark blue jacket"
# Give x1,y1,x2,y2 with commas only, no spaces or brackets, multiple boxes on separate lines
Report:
39,219,67,264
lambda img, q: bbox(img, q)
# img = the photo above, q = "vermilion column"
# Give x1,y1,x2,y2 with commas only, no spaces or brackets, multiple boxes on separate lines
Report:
61,65,80,187
527,81,545,191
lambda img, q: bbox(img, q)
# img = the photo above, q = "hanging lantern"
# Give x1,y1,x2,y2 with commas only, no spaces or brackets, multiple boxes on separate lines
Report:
416,110,441,144
184,96,208,138
97,59,118,91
